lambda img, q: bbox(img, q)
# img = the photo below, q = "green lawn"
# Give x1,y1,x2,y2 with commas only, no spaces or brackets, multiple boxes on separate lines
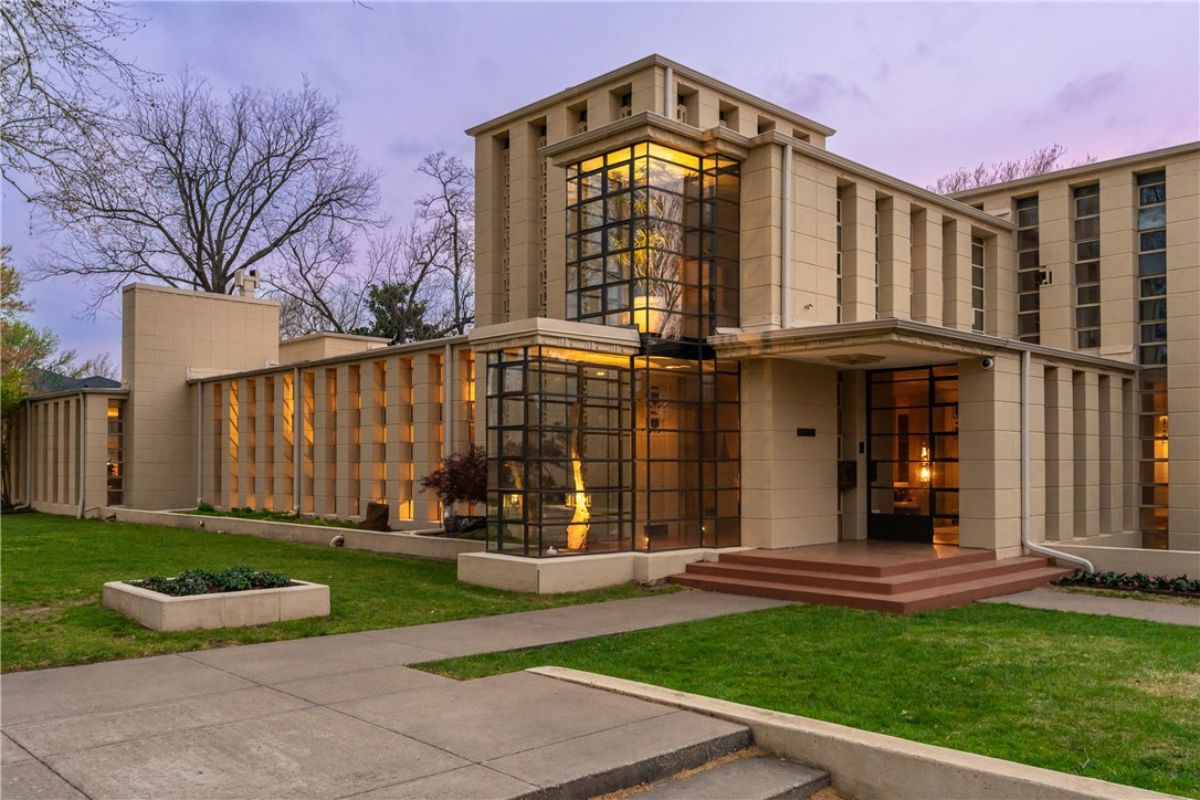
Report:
419,603,1200,797
0,513,661,673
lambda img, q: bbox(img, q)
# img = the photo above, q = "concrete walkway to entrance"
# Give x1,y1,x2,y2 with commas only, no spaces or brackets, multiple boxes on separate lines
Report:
1,592,782,800
984,587,1200,626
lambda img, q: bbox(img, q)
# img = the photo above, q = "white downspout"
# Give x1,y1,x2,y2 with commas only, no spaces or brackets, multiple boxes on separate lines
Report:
1019,348,1094,572
76,392,86,518
292,367,302,514
781,142,793,329
443,343,454,461
196,383,203,505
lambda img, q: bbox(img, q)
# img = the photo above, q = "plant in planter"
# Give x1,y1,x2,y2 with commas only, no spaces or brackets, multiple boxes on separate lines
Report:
420,445,487,534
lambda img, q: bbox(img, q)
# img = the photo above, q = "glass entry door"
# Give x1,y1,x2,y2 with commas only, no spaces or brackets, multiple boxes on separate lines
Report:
866,366,959,545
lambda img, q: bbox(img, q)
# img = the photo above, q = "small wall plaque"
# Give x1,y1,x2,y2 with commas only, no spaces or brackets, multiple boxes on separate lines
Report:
796,427,816,437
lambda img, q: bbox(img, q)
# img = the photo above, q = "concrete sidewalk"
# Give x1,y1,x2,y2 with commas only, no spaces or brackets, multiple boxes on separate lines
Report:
984,586,1200,626
1,591,781,799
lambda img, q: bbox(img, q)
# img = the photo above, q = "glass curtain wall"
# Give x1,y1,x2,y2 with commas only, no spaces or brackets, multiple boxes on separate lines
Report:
565,143,739,338
1136,169,1168,546
485,345,739,556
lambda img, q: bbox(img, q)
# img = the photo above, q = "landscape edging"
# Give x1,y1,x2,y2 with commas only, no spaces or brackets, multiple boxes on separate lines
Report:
526,666,1173,800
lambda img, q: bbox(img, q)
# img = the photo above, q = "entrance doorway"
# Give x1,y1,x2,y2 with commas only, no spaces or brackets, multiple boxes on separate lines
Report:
866,366,959,545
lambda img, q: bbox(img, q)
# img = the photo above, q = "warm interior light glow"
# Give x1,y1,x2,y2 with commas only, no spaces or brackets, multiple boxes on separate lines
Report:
919,444,931,484
565,446,590,550
632,294,662,335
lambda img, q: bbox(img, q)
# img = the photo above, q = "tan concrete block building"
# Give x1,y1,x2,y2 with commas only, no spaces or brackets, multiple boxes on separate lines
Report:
7,55,1198,598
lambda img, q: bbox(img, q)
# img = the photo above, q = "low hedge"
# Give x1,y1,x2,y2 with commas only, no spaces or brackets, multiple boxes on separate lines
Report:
132,566,291,596
1057,570,1200,596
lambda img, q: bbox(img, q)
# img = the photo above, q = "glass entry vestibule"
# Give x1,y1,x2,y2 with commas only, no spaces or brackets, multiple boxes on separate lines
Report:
485,344,740,557
867,366,960,545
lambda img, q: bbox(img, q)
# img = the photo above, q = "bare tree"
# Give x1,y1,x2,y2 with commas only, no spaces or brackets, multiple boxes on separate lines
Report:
30,73,380,310
930,144,1097,194
414,152,474,334
267,215,378,338
1,0,146,197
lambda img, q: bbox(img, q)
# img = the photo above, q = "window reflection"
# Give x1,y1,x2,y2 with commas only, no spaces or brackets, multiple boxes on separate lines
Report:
867,367,959,545
565,144,740,337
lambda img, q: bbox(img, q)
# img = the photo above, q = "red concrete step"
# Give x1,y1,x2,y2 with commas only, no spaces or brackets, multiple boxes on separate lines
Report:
670,565,1073,614
684,556,1056,595
719,547,995,577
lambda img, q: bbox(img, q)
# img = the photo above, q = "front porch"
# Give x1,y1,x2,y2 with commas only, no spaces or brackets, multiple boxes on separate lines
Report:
670,540,1072,613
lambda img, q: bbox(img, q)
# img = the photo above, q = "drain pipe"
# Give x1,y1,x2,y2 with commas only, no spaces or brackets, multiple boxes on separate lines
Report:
196,382,204,505
780,142,793,328
443,343,454,461
1019,348,1094,572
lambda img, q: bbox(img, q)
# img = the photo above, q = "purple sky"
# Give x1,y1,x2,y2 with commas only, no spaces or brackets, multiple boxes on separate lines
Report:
3,1,1197,367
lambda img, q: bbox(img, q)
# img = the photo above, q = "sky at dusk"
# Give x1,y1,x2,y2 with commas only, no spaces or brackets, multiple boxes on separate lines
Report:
3,1,1198,368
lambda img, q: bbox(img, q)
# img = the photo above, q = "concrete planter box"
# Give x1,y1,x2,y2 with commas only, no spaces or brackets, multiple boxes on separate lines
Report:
102,579,330,631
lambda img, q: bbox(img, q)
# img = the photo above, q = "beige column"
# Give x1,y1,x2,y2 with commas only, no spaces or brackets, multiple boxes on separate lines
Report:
740,359,839,548
335,364,356,517
1073,371,1101,538
299,370,316,514
1043,368,1075,540
941,218,973,331
255,378,271,510
958,354,1021,556
412,353,443,524
1026,360,1047,542
473,133,503,326
1098,375,1125,534
1037,185,1072,350
312,369,335,516
841,182,877,322
386,356,415,527
360,360,386,509
876,195,911,320
62,398,76,507
1099,172,1136,358
985,233,1017,338
505,123,541,319
238,378,256,509
221,381,237,508
790,158,839,325
544,157,567,320
738,144,782,331
274,372,294,512
839,370,869,541
1166,155,1200,549
1122,377,1139,533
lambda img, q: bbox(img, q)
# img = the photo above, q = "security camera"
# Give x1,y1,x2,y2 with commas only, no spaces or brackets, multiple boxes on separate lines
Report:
980,357,995,371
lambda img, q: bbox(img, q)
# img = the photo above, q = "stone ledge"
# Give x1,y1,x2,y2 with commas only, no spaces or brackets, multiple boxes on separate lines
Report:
528,667,1174,800
457,547,753,594
102,580,330,631
96,507,485,561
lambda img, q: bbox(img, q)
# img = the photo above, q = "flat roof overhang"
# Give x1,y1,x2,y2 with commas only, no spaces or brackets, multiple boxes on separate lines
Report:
709,318,1138,374
469,317,643,357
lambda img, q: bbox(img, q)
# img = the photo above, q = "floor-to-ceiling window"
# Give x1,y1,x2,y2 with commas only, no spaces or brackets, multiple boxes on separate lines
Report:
486,140,742,558
564,143,739,338
485,343,739,556
866,366,959,545
1136,169,1168,547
